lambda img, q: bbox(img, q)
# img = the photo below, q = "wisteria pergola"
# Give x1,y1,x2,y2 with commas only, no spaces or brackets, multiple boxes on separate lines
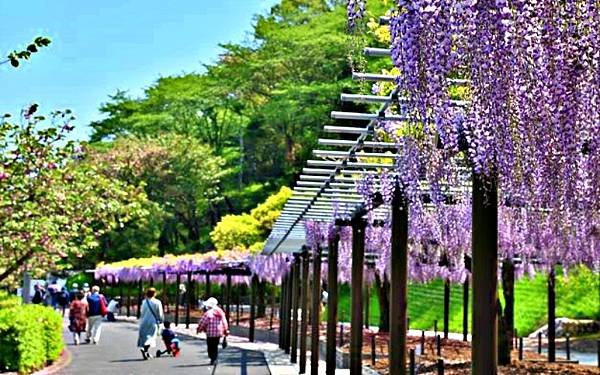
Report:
94,251,290,342
262,6,599,374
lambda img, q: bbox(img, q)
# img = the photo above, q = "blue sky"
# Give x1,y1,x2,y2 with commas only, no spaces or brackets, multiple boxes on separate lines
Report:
0,0,278,140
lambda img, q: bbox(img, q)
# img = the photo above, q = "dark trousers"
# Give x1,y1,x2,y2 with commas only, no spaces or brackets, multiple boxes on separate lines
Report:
206,336,220,361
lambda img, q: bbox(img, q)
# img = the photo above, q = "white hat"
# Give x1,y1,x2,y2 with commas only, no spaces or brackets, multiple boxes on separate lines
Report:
72,283,79,288
204,297,218,309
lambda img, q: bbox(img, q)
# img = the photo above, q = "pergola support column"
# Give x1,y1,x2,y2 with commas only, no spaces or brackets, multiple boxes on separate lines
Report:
350,219,366,375
326,233,339,375
137,279,143,319
291,256,301,363
126,282,131,317
284,267,293,352
463,275,469,342
205,273,211,299
226,273,232,322
250,274,259,342
444,280,450,339
279,273,287,348
389,186,409,375
548,266,556,362
186,271,192,329
300,250,310,374
310,246,322,375
471,172,498,374
175,274,180,326
162,272,167,313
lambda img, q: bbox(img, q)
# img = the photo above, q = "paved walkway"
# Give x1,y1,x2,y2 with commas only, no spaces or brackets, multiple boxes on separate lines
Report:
60,320,270,375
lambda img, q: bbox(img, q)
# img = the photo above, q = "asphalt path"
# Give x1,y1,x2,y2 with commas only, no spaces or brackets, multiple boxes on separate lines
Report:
60,320,270,375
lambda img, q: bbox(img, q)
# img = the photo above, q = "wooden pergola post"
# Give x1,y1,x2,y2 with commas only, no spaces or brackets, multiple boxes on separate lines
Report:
225,273,232,322
444,280,450,339
291,256,301,363
279,273,288,349
463,255,471,342
162,271,167,313
236,285,241,326
119,280,124,315
310,246,322,375
186,271,192,328
285,265,294,352
300,250,310,374
205,273,211,299
326,233,339,375
463,275,469,341
137,279,143,319
364,281,370,329
350,219,366,375
548,266,556,362
126,282,131,317
471,172,498,374
175,273,180,326
389,186,409,375
250,274,259,342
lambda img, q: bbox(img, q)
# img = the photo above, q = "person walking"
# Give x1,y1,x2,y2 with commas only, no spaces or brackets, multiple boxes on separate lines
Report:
137,287,164,360
196,297,229,365
31,284,44,304
57,287,70,317
86,286,107,344
68,292,88,345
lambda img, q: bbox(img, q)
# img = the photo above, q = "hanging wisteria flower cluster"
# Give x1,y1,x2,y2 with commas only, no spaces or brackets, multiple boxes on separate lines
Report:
346,0,367,30
341,0,600,272
390,0,599,207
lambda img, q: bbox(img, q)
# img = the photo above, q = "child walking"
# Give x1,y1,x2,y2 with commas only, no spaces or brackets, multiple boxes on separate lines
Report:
156,321,181,357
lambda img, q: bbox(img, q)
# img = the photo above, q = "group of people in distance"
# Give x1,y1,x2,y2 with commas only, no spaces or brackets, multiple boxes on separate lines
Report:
31,282,72,316
137,287,229,366
68,285,113,345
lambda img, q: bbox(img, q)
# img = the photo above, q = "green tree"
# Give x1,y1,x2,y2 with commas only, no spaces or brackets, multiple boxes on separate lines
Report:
0,107,149,286
210,214,263,252
89,134,228,254
210,186,292,252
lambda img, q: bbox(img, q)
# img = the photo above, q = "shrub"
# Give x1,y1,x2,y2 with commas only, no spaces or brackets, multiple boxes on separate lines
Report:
0,304,63,373
0,290,21,309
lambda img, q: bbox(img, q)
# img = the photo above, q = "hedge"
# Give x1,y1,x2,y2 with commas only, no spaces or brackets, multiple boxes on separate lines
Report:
0,299,64,374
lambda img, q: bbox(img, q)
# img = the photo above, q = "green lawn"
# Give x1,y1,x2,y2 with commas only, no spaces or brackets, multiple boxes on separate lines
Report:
336,266,599,336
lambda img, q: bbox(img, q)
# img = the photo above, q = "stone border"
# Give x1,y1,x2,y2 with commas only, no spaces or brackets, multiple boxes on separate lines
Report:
32,348,72,375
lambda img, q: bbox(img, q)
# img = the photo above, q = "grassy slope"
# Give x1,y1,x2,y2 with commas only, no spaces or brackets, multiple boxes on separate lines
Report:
337,266,599,336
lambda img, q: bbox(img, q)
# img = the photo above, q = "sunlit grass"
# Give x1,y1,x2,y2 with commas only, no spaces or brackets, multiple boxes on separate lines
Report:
335,266,599,336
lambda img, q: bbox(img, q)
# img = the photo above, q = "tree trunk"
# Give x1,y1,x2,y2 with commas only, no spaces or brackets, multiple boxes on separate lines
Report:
375,272,390,333
498,259,515,365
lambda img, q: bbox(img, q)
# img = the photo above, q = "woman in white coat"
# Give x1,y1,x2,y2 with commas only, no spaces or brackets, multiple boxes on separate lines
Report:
137,287,164,359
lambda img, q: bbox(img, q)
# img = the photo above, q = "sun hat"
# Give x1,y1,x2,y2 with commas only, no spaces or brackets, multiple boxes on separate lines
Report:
204,297,218,309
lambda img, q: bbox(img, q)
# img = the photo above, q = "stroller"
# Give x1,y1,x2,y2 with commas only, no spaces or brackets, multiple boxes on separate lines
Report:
156,321,181,358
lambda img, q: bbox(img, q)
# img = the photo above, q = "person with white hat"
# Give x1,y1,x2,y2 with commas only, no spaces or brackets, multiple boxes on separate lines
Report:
196,297,229,365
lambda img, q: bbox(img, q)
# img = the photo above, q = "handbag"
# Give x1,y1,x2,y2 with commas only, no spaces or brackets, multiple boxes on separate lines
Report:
222,336,228,349
99,296,108,317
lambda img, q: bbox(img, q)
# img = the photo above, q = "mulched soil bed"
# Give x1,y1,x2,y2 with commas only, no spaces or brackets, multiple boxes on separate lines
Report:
357,333,600,375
